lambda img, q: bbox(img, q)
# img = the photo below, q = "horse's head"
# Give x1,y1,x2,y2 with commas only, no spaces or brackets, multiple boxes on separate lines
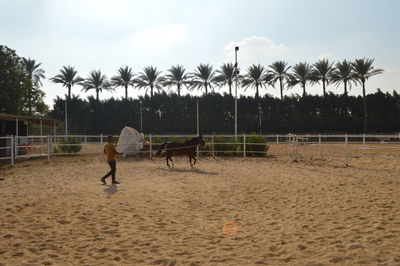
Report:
197,134,205,146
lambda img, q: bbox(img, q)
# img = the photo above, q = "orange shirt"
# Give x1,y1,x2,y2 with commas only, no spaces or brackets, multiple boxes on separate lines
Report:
104,142,117,161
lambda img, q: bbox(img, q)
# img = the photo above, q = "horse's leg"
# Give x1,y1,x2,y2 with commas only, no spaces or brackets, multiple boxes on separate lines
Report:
189,156,193,168
166,154,170,167
170,155,174,168
192,155,197,165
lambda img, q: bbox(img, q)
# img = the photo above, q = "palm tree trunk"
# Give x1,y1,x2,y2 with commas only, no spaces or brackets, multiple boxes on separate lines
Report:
96,89,99,101
125,85,128,99
279,77,283,100
302,82,306,97
322,79,326,97
205,84,208,95
229,82,232,95
362,80,367,133
256,84,259,98
151,85,154,98
68,86,71,99
28,87,32,115
177,84,181,96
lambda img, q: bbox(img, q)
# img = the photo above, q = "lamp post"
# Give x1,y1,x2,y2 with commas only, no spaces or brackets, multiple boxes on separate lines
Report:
140,101,143,133
65,96,68,135
234,46,239,140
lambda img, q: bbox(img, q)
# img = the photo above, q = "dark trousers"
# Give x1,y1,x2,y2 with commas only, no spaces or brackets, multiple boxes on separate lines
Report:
103,160,116,181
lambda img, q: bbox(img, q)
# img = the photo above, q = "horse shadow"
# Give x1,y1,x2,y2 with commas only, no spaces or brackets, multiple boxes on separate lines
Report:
158,167,218,176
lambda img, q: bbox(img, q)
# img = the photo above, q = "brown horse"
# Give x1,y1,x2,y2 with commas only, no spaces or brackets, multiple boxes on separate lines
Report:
154,135,205,167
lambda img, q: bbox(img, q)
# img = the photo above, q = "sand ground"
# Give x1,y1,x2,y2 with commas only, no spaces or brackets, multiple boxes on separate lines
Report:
0,154,399,265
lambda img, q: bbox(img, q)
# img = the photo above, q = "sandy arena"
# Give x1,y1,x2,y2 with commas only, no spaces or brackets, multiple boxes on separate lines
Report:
0,154,400,265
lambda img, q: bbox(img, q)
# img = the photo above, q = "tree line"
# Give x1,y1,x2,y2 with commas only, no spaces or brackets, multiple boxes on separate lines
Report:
1,44,393,134
50,91,400,135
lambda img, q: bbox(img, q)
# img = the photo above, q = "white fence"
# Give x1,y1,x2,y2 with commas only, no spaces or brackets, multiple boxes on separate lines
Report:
1,134,399,167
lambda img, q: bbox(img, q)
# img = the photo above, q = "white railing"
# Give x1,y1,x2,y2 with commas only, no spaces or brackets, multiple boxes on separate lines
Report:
0,134,399,166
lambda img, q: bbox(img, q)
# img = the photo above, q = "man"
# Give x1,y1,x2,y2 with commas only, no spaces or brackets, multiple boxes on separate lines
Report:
101,135,122,184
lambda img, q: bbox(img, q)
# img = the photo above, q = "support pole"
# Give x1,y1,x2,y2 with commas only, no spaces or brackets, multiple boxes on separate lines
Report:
318,134,322,156
100,134,103,160
149,134,152,159
243,133,246,158
276,134,279,145
16,117,19,137
65,98,68,135
362,133,366,155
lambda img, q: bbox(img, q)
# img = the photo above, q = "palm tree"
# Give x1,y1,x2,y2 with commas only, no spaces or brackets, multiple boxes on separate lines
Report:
311,59,335,97
330,60,356,95
22,58,45,115
330,60,357,118
242,64,269,98
164,65,190,96
352,58,384,132
215,63,236,95
190,64,216,95
111,66,135,99
82,70,112,100
50,66,84,99
268,61,291,100
135,66,164,98
287,62,312,97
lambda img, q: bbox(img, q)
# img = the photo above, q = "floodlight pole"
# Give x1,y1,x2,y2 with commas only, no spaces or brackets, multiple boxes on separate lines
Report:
65,96,68,135
234,46,239,140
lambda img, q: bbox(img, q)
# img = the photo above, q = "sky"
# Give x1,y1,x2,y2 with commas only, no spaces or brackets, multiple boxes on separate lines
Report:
1,0,400,106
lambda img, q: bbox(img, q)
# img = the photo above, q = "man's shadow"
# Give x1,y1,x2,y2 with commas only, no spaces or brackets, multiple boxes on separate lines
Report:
103,183,118,195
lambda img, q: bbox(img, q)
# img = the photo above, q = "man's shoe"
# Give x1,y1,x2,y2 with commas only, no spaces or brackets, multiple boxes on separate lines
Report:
112,181,120,184
100,177,106,184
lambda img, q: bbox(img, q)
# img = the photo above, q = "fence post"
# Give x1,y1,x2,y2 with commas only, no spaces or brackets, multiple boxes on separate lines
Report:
318,134,322,156
47,135,51,162
292,135,298,161
362,134,366,155
243,133,246,158
10,135,14,166
100,134,103,160
211,135,215,158
149,134,152,158
344,134,349,166
85,135,87,143
276,134,279,145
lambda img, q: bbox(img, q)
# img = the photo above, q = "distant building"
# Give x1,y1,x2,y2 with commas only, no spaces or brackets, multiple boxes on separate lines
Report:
0,113,60,157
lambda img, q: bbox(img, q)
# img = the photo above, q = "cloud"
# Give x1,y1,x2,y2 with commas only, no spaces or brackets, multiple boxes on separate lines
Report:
129,24,188,52
224,36,288,66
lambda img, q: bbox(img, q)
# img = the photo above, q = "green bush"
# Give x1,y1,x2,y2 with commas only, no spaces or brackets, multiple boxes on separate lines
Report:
58,137,82,153
211,135,241,156
245,134,269,157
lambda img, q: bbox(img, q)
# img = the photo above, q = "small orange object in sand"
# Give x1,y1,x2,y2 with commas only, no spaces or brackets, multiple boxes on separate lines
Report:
222,222,238,235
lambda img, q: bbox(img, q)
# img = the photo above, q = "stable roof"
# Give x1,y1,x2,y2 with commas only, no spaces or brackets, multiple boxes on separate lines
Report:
0,113,61,126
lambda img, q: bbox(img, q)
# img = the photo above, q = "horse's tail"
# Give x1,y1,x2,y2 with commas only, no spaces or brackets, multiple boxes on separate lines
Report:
154,142,167,156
